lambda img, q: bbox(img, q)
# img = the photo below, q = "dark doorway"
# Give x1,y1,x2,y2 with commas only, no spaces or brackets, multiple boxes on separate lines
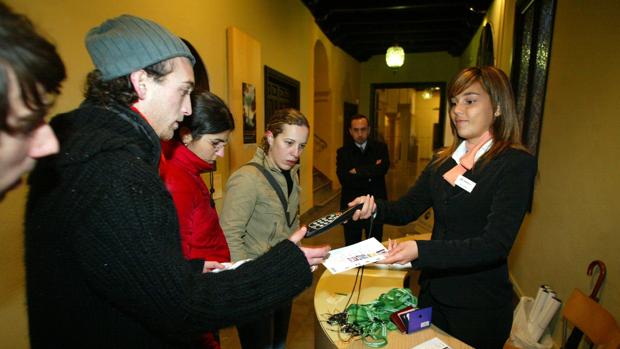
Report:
264,66,300,128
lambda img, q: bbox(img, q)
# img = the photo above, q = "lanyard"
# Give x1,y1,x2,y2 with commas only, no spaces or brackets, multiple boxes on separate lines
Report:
344,288,418,347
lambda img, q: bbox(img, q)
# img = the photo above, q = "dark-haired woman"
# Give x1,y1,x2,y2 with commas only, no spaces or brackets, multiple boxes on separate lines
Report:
351,66,537,349
160,91,234,348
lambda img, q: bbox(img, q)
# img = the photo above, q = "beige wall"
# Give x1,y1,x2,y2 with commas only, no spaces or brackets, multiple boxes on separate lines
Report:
464,0,620,343
0,0,360,346
312,40,333,187
0,188,29,347
509,0,620,341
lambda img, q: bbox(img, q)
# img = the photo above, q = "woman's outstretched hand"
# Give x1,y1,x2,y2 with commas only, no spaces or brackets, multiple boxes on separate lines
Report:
377,239,419,265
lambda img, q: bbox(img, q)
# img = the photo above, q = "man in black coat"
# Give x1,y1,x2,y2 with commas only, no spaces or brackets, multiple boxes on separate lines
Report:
336,114,389,245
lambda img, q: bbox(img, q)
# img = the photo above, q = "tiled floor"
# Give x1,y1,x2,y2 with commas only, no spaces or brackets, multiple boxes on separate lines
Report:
220,159,426,348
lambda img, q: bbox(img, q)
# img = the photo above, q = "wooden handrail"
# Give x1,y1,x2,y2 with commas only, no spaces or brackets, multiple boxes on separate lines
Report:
314,134,328,152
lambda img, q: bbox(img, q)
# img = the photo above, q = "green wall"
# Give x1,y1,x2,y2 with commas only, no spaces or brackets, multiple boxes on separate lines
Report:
359,52,460,119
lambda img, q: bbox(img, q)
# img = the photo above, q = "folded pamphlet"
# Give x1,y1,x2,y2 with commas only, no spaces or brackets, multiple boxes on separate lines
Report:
322,238,388,274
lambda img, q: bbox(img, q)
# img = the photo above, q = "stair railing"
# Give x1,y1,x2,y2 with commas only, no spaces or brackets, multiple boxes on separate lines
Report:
314,134,328,153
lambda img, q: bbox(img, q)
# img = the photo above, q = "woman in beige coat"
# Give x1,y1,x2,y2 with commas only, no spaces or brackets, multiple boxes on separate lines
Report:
220,108,309,349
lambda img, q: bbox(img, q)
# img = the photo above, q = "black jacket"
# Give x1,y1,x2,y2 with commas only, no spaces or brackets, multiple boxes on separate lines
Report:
25,102,312,348
336,139,389,209
377,148,536,309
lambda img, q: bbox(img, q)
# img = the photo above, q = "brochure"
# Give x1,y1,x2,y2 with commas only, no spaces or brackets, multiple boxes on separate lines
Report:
322,238,388,274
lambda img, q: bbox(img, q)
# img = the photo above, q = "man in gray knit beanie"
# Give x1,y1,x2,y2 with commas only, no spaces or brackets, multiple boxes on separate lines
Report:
24,13,330,348
85,15,195,81
82,14,195,141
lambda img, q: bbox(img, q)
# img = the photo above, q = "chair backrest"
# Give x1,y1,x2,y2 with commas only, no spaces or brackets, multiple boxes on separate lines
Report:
562,289,620,347
603,333,620,349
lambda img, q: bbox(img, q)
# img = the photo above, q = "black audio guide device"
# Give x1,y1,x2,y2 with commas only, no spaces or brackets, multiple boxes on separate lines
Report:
304,203,364,238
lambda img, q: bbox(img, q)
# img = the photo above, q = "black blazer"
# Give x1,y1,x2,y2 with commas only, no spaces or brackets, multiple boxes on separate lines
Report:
377,147,537,308
336,139,390,210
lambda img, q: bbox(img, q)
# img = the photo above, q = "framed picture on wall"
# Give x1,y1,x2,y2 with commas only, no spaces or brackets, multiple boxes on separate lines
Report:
242,82,256,144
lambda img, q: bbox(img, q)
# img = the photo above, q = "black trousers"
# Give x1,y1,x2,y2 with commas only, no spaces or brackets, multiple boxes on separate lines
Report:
343,219,383,246
419,288,513,349
237,301,292,349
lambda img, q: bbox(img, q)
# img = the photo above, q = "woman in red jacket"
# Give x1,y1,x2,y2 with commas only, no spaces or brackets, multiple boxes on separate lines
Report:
160,91,234,348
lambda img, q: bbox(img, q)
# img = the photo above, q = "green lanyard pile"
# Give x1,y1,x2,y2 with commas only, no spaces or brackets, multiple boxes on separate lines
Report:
343,288,417,347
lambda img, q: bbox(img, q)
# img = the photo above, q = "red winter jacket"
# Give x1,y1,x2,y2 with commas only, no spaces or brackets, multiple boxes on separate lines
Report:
160,140,230,263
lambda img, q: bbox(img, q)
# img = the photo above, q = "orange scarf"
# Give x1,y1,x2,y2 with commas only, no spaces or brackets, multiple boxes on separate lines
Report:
442,131,493,186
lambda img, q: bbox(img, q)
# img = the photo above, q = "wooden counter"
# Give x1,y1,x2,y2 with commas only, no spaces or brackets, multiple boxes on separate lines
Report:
314,262,473,349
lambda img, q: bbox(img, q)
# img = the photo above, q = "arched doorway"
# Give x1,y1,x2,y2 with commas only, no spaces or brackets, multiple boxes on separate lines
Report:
312,40,336,206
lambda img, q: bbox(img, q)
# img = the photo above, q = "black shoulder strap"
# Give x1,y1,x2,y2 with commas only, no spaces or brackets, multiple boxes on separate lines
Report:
244,163,295,228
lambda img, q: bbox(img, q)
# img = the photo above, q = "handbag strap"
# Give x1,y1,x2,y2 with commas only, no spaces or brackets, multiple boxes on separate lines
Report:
244,162,295,228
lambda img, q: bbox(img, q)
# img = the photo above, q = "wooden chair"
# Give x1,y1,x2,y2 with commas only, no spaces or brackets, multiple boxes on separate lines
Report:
562,289,620,349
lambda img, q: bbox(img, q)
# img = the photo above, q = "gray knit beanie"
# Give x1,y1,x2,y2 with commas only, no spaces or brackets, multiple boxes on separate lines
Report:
85,15,195,81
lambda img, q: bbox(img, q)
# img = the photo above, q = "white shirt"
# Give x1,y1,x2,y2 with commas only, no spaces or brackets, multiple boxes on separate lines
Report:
356,141,368,152
450,139,493,164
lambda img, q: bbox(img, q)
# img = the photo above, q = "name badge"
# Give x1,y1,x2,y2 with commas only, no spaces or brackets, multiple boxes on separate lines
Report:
455,175,476,193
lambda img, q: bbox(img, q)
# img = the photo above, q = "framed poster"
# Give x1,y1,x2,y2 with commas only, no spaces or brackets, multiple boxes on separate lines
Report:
242,82,256,144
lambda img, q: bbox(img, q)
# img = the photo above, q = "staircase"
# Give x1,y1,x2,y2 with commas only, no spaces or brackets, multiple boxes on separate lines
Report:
312,168,340,207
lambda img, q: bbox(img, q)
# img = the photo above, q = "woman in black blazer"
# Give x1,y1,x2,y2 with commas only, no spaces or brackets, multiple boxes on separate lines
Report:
351,66,537,349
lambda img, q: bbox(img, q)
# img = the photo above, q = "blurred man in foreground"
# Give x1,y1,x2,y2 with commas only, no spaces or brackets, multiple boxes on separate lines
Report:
0,2,65,200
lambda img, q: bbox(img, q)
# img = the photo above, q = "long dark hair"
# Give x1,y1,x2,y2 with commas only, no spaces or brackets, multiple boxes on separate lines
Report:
177,91,234,140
